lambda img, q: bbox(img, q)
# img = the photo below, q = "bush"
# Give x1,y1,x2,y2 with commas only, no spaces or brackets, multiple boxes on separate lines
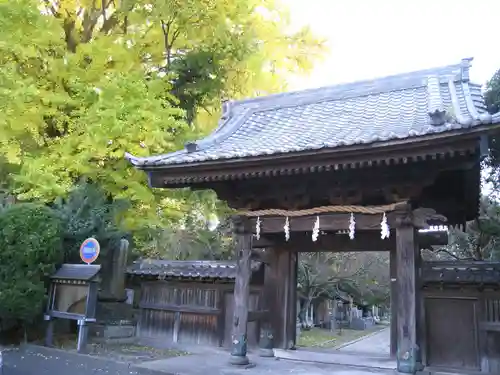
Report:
0,203,64,330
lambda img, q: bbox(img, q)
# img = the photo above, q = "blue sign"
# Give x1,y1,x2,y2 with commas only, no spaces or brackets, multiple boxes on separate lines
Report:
79,238,100,264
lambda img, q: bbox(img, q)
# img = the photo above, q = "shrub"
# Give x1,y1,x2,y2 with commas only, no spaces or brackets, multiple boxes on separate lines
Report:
0,203,64,331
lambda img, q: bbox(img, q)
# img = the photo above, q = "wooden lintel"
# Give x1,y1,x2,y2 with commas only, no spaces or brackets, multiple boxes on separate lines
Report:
249,209,447,234
253,230,447,252
255,231,394,252
251,212,394,233
138,302,220,315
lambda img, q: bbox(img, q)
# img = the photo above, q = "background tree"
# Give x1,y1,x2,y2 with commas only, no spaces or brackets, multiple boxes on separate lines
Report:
51,183,131,262
137,215,234,260
297,251,387,326
345,252,390,308
1,0,326,234
484,68,500,191
0,203,64,339
423,197,500,261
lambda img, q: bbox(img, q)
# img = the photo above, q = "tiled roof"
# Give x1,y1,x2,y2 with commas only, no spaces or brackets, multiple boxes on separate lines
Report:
422,261,500,285
126,58,499,168
127,259,262,280
51,264,101,281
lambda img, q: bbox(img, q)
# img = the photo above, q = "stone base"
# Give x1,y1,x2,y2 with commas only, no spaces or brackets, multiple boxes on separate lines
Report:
229,354,250,366
259,348,274,357
89,324,136,341
397,345,423,374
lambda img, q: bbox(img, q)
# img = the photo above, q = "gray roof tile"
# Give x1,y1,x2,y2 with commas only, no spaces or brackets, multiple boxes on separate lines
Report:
126,58,497,168
51,264,101,281
127,259,262,280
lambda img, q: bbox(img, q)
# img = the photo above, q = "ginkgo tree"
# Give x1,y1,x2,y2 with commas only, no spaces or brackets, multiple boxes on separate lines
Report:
0,0,325,229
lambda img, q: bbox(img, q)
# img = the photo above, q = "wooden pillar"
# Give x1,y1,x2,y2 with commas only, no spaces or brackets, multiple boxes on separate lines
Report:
285,251,298,349
229,216,253,366
395,214,422,374
259,261,275,357
265,246,296,349
390,247,398,358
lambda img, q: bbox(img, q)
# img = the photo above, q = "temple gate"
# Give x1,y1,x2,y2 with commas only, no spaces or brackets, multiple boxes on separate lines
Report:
127,58,500,373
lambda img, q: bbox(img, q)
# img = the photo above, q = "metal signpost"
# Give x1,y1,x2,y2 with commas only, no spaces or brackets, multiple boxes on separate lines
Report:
80,238,100,265
76,238,100,352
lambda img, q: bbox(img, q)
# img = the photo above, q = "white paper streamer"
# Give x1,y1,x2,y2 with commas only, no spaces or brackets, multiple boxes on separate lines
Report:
381,212,390,239
349,213,356,240
284,216,290,241
312,216,320,242
255,216,261,240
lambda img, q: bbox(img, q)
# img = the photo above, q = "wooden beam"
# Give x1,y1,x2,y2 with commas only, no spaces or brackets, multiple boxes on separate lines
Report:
251,212,395,233
253,230,447,252
249,209,447,234
229,218,252,366
138,302,220,315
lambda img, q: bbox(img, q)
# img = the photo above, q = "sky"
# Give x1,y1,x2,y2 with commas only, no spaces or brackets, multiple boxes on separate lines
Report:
284,0,500,90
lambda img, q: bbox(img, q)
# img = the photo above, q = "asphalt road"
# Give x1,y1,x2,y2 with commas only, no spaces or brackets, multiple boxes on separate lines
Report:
1,346,168,375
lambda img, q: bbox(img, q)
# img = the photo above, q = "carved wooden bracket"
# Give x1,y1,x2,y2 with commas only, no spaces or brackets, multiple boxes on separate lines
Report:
395,206,447,229
231,215,252,235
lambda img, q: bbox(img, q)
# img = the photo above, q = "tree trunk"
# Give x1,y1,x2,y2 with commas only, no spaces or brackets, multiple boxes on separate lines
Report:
300,297,313,328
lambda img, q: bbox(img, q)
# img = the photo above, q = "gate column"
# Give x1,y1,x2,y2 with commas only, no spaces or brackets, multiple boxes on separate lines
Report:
395,209,422,374
390,247,398,358
229,216,253,366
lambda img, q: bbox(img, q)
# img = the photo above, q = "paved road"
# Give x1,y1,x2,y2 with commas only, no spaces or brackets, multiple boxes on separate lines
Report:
338,328,390,356
139,351,393,375
1,346,167,375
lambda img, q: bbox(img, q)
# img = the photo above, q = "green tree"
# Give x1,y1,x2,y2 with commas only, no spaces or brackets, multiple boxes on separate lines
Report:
426,197,500,261
136,204,235,260
0,203,64,337
484,68,500,191
51,183,131,262
0,0,190,228
297,251,380,326
1,0,325,230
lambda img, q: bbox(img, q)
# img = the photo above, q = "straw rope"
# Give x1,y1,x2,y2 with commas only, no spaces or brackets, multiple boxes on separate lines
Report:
238,202,407,218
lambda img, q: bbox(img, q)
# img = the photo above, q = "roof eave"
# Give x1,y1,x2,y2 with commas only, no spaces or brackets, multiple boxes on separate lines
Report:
129,122,500,176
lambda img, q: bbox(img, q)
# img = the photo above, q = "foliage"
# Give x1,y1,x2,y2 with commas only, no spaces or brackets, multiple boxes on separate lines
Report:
0,0,326,233
297,250,388,325
426,197,500,261
0,0,190,227
343,252,390,307
51,183,131,262
484,69,500,190
0,203,64,328
136,204,235,260
485,69,500,115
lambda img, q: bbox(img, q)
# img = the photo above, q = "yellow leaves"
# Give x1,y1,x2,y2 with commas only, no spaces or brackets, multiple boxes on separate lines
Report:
1,0,327,233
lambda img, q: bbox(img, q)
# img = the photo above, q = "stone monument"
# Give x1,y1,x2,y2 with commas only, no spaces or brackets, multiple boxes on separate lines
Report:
90,239,137,342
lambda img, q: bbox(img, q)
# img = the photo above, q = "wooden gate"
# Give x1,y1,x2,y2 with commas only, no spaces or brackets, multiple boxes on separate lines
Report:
424,295,480,370
422,261,500,374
